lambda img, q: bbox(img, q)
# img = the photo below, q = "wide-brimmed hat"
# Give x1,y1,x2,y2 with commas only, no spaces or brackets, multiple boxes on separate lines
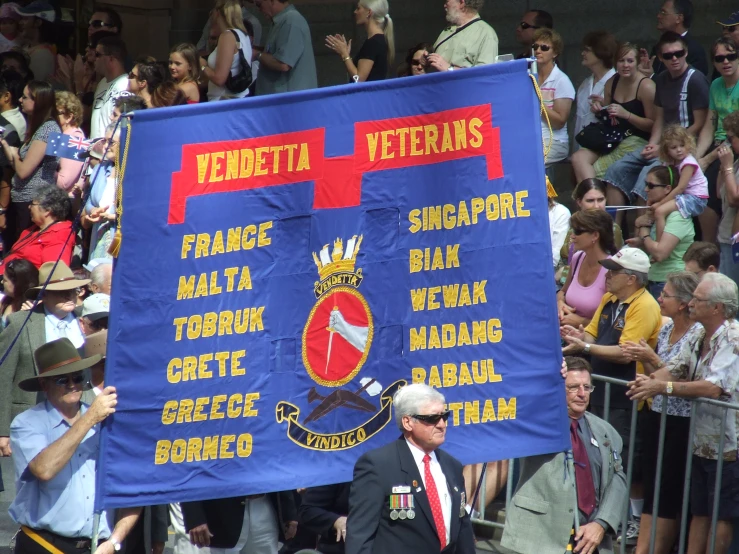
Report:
84,329,108,359
19,338,102,392
26,261,90,298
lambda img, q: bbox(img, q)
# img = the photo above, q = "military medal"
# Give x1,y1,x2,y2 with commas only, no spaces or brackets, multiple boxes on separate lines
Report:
407,494,416,519
389,494,399,520
398,494,408,519
460,491,467,517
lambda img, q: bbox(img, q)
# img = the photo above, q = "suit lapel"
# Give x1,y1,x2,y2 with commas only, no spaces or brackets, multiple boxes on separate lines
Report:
397,439,435,531
585,413,612,494
28,311,46,375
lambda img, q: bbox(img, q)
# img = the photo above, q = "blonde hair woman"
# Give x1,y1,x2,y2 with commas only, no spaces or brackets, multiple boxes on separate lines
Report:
325,0,394,82
54,91,86,193
199,0,251,101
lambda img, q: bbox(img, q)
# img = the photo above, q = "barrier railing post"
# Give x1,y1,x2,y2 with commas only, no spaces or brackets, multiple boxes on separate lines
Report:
708,408,728,554
604,382,611,423
678,402,697,554
619,398,639,554
648,397,669,554
505,458,514,507
479,463,487,521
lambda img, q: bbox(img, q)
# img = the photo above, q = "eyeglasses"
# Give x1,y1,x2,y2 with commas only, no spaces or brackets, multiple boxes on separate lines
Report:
659,291,679,299
646,183,669,190
50,373,86,387
658,9,678,16
714,53,739,63
566,384,595,394
519,21,540,30
46,288,81,298
89,19,113,28
571,228,590,236
412,411,451,425
661,49,686,60
532,43,551,52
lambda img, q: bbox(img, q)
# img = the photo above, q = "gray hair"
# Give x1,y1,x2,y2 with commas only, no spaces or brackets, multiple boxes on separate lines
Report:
393,384,445,431
90,263,112,287
34,185,71,221
624,269,649,288
666,271,700,304
702,273,739,318
463,0,484,12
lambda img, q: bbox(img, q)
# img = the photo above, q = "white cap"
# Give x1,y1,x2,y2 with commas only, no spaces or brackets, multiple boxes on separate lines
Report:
599,247,651,273
83,258,112,272
81,293,110,321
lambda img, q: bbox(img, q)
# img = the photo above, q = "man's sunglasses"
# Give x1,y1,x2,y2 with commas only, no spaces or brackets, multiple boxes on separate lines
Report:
532,43,551,52
714,53,738,63
50,373,86,387
89,20,114,28
661,49,686,60
412,411,451,425
519,21,540,30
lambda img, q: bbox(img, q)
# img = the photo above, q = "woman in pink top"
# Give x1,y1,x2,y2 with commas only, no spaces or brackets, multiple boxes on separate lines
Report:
557,209,617,327
54,91,86,194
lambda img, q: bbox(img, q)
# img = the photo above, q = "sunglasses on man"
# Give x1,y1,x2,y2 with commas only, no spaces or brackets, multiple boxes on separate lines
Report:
714,53,738,63
412,411,451,425
49,373,86,387
89,19,114,28
661,49,686,60
519,21,539,30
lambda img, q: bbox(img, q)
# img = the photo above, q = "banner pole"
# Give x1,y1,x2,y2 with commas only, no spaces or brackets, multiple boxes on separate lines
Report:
91,512,101,554
566,449,580,535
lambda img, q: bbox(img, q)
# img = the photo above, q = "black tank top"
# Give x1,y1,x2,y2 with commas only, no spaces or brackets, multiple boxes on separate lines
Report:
612,74,650,141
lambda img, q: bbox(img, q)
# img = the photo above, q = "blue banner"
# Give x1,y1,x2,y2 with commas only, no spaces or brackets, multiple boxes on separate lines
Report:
98,60,569,509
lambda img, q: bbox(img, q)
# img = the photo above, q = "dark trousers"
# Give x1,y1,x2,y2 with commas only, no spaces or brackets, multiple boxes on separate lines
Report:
4,201,31,248
15,527,98,554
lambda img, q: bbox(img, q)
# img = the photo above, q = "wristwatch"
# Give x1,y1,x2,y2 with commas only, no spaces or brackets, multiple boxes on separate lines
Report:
666,381,673,395
447,66,454,71
110,539,122,552
583,343,591,355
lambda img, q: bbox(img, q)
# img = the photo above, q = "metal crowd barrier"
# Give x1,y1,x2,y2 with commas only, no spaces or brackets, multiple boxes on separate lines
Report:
469,373,739,554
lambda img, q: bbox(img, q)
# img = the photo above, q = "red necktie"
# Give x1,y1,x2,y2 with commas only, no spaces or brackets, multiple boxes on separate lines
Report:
423,454,447,550
570,419,596,517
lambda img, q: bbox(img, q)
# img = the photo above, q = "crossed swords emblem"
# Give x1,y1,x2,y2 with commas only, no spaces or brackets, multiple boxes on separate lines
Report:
304,377,382,423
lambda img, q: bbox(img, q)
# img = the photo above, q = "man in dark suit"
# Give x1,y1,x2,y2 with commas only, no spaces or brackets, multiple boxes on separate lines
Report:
181,492,297,554
346,383,475,554
501,357,628,554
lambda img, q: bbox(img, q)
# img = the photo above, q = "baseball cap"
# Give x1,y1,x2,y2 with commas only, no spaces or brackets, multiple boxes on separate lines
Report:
12,0,55,22
81,293,110,321
0,3,21,21
717,11,739,27
599,247,651,273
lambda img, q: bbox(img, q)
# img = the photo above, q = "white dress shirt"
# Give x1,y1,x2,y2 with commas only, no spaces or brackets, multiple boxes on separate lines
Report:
44,308,85,349
405,439,451,544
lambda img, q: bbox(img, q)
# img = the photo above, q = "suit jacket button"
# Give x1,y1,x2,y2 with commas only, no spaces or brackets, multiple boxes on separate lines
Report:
241,501,246,505
569,509,573,513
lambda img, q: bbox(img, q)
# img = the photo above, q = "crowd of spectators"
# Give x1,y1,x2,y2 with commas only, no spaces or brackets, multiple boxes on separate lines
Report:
0,0,737,553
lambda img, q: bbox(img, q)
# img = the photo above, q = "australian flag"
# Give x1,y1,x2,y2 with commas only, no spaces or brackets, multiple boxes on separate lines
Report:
46,133,91,161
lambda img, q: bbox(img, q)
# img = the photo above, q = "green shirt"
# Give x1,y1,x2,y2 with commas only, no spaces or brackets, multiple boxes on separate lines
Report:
709,77,739,141
432,18,498,69
647,212,695,282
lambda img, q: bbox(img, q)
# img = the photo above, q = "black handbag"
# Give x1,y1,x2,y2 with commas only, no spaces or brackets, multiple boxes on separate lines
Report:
575,109,631,154
224,29,253,93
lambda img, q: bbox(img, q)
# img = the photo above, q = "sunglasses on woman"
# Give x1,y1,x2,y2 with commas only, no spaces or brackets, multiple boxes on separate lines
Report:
412,411,451,425
714,53,738,63
572,228,591,236
532,43,551,52
661,49,686,60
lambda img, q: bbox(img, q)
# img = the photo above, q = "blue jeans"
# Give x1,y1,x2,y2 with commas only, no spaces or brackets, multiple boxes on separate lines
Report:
603,151,661,203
